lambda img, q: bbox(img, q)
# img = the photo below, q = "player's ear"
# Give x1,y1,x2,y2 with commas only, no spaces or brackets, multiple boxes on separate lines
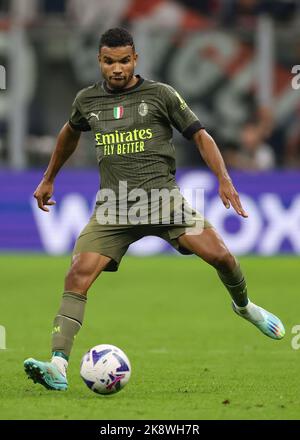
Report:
133,52,138,68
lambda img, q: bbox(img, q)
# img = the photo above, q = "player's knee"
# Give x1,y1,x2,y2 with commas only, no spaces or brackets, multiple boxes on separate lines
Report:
64,265,94,294
209,250,235,271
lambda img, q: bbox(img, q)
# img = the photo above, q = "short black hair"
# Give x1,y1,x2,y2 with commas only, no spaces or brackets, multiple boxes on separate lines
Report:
99,28,135,52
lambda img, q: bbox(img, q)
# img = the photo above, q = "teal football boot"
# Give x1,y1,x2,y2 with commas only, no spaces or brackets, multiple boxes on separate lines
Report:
24,358,68,391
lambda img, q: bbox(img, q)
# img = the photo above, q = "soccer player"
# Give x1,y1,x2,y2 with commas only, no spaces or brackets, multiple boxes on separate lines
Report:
24,28,285,391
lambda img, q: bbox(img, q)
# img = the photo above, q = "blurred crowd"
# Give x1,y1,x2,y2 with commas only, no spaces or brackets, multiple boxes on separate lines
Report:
0,0,300,170
224,105,300,170
1,0,298,25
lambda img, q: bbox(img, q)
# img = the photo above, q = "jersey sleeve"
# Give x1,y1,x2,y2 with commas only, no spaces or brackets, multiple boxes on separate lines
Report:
68,95,91,132
161,84,204,139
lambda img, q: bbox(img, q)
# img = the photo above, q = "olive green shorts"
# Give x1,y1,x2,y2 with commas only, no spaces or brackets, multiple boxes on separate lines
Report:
73,205,212,272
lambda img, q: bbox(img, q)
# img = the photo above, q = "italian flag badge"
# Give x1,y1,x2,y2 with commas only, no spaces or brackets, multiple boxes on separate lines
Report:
113,106,124,119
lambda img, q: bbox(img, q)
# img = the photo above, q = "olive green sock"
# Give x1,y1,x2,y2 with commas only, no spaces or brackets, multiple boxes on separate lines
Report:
51,291,87,358
217,262,249,307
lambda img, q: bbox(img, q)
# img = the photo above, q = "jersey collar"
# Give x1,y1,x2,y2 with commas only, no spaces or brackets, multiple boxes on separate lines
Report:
102,75,144,94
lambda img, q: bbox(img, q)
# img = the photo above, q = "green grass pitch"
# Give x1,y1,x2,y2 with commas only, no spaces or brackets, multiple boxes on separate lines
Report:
0,254,299,420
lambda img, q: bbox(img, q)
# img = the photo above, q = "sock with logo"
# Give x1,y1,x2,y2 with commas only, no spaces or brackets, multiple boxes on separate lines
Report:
217,262,249,307
51,291,87,367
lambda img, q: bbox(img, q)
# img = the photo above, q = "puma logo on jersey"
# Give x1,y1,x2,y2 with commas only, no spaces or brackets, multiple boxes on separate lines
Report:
88,111,101,121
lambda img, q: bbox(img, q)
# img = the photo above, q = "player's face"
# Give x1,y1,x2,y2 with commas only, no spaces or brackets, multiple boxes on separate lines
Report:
99,46,138,90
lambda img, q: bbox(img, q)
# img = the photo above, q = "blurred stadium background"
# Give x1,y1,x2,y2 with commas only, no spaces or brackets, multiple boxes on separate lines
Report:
0,0,300,420
0,0,300,256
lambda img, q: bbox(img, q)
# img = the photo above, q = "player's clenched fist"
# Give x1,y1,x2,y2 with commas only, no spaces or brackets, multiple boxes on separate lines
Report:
33,180,56,212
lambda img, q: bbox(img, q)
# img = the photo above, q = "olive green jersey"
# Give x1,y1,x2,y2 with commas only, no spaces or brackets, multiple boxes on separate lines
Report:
69,75,203,195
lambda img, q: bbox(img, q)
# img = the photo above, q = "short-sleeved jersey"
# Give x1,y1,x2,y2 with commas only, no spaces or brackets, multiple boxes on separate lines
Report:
69,75,204,195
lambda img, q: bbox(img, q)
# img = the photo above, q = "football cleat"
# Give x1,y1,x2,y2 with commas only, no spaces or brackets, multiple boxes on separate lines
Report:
232,301,285,340
24,358,68,391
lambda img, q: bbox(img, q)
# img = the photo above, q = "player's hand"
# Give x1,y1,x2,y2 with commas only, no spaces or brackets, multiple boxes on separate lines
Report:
218,177,248,218
33,180,56,212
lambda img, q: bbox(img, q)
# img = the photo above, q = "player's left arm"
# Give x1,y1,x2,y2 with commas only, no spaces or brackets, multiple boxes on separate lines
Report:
193,129,248,218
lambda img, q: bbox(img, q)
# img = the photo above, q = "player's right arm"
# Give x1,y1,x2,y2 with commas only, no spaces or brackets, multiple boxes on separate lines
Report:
34,89,91,212
33,122,81,212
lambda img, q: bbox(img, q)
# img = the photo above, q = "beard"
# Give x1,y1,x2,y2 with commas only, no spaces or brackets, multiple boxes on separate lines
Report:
105,71,134,90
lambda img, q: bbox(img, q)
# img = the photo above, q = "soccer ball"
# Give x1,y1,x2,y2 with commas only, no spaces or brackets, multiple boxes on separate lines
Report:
80,344,131,395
